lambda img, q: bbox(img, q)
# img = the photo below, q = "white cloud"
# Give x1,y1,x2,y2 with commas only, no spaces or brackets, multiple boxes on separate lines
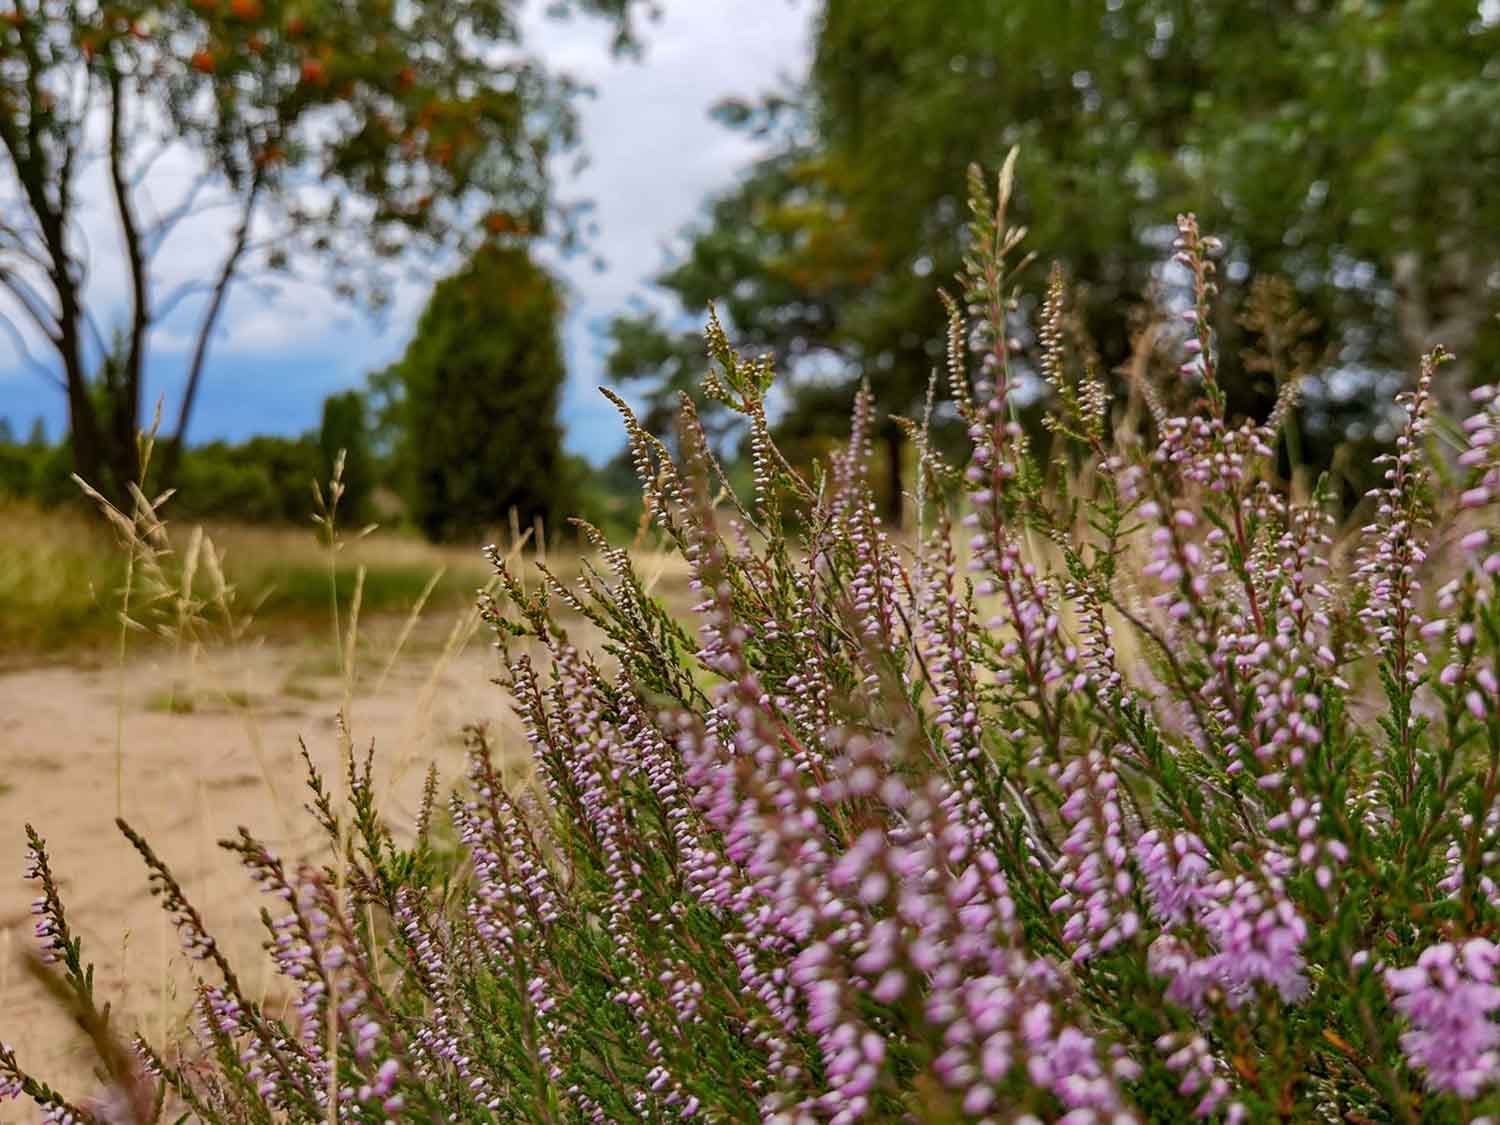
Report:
530,0,813,457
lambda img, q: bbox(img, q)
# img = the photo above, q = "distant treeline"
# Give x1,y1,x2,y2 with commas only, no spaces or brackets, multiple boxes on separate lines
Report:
0,391,375,525
0,390,642,543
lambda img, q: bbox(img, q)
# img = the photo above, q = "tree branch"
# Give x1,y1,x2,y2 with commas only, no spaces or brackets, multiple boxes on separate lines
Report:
81,305,110,369
144,173,227,258
128,134,177,188
108,63,149,443
0,219,55,274
0,268,61,342
163,172,264,481
0,308,64,387
153,279,217,323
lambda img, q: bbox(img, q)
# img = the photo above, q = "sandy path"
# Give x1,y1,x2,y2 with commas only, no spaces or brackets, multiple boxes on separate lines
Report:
0,617,528,1112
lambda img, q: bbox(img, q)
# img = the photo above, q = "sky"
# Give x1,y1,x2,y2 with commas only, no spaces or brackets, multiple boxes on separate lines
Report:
0,0,813,463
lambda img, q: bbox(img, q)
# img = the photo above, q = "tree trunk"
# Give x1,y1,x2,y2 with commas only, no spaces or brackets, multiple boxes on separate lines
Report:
61,340,109,496
53,259,132,503
106,66,147,495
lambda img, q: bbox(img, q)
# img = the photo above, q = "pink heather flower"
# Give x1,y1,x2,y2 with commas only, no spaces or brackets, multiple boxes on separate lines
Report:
1135,830,1211,926
1387,940,1500,1098
0,1051,22,1103
1462,487,1492,509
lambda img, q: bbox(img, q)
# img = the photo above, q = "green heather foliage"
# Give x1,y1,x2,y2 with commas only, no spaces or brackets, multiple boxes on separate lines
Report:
16,165,1500,1123
380,244,572,542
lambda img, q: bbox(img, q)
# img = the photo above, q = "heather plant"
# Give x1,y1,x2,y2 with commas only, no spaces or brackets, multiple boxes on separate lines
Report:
12,156,1500,1123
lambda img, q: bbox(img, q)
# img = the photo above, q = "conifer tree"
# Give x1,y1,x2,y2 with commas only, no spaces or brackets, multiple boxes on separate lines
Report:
381,245,569,542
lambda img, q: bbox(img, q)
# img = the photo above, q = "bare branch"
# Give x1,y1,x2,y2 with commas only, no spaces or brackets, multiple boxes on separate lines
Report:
56,55,94,196
81,306,110,369
0,308,64,387
107,63,150,424
144,173,228,258
0,268,60,342
153,279,217,323
165,172,264,476
128,134,177,188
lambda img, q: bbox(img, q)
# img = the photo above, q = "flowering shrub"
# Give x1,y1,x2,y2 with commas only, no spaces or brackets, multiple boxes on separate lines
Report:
10,157,1500,1122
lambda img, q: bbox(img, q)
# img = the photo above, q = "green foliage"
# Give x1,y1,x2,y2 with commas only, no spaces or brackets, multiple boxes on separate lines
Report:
612,0,1500,505
169,436,321,524
0,409,377,527
0,429,81,508
379,244,572,542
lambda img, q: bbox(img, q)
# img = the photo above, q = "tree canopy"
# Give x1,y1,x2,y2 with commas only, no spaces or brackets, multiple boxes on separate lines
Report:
610,0,1500,512
375,243,568,542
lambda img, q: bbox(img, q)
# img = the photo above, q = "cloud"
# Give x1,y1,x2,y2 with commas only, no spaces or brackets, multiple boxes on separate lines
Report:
534,0,812,460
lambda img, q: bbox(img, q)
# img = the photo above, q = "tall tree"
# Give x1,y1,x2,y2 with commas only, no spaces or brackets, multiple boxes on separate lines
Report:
811,0,1500,422
0,0,649,501
613,0,1500,500
377,243,568,542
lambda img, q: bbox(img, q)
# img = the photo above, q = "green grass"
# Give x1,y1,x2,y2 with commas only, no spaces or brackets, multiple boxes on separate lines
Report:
0,498,690,662
143,689,197,715
142,686,259,714
0,500,496,659
249,560,477,618
280,678,326,701
0,502,123,655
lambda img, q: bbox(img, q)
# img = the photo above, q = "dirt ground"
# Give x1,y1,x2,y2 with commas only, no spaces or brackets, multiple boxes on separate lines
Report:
0,614,529,1112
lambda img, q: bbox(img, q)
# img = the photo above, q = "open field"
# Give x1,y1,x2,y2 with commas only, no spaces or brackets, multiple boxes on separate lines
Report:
0,502,690,1104
0,500,506,657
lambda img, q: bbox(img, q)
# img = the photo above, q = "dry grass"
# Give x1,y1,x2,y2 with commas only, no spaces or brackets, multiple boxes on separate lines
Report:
0,487,694,1099
0,500,534,659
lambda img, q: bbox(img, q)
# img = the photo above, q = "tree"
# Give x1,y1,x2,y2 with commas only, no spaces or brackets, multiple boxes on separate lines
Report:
613,0,1500,503
810,0,1500,421
0,0,650,503
606,138,922,520
378,243,569,542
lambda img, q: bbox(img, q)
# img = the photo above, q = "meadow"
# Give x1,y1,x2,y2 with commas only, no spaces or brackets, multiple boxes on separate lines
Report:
0,500,496,658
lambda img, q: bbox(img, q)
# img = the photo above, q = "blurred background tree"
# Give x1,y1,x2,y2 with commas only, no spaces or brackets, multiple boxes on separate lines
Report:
610,0,1500,516
0,0,652,504
317,389,374,526
373,244,570,543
